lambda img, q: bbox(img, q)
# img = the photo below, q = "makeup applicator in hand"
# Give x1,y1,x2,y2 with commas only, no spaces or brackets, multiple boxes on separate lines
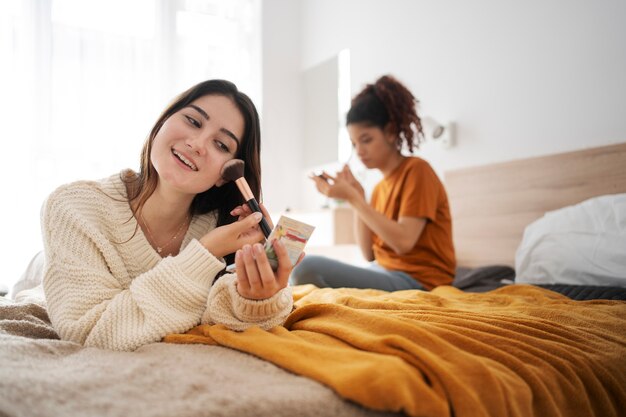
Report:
221,159,272,238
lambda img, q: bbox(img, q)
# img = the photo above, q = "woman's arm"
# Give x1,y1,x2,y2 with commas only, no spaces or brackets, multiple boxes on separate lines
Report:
203,273,293,330
354,211,374,261
202,239,297,330
42,193,224,351
349,197,427,255
311,166,373,260
311,166,426,256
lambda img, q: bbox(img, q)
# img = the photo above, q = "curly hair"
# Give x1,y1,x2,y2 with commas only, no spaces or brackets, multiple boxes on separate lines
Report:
346,75,424,153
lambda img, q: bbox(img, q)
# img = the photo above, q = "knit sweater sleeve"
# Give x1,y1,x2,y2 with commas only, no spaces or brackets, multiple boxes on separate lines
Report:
42,182,295,351
202,275,293,331
41,187,225,351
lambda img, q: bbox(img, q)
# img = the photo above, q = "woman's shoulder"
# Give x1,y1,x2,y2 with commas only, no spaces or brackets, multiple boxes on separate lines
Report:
397,157,444,192
43,173,127,219
405,156,433,170
47,173,126,201
403,156,439,177
41,173,136,244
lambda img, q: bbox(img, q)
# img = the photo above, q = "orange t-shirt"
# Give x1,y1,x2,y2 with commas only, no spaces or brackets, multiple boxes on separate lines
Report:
370,157,456,289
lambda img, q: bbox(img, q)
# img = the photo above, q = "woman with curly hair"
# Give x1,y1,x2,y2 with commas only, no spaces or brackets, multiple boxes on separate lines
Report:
291,75,456,291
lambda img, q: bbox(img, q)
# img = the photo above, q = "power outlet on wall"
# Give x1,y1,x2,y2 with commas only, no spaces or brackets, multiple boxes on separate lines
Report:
438,122,456,149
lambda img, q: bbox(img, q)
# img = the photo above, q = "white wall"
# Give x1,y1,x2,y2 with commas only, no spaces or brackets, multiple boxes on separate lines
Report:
262,0,626,211
260,0,303,213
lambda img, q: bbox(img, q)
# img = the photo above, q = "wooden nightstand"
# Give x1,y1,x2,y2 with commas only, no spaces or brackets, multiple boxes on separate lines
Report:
282,206,355,246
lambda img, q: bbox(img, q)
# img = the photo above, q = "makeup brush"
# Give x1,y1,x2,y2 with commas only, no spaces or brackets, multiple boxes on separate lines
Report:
221,159,272,238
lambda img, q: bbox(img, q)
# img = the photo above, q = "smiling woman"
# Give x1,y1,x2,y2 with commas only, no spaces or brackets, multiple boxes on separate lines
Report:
36,79,297,352
150,95,244,195
0,0,261,294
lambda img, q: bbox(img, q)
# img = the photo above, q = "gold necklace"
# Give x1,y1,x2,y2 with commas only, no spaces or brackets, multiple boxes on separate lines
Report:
140,211,189,255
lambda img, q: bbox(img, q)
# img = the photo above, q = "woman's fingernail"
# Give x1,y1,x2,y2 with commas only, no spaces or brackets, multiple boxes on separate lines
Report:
253,212,262,221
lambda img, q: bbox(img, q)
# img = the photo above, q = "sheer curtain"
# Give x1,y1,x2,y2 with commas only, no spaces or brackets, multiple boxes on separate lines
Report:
0,0,261,293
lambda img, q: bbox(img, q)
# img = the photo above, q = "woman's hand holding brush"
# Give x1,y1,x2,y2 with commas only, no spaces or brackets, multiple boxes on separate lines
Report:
229,202,274,229
199,212,265,259
220,159,273,238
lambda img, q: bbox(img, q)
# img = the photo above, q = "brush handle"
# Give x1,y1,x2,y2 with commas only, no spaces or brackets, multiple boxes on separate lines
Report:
246,198,272,238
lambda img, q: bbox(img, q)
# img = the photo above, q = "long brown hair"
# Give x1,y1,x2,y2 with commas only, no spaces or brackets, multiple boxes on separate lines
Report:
346,75,424,153
122,80,262,261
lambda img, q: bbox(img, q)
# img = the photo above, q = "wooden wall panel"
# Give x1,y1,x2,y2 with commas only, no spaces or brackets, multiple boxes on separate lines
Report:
446,143,626,267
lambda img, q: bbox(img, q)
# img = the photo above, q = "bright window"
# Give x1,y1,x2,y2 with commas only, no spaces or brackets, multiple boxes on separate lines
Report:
0,0,260,295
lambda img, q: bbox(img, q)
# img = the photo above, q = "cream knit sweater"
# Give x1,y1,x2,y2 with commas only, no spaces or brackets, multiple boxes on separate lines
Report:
41,173,293,351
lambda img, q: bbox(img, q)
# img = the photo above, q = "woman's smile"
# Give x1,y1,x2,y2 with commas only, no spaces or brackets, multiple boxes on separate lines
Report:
171,148,198,171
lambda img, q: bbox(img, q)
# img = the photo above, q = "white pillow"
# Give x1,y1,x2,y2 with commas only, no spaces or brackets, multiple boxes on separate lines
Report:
11,251,45,299
515,193,626,287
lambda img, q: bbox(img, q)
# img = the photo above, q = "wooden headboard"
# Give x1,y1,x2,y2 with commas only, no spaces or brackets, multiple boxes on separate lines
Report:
445,142,626,268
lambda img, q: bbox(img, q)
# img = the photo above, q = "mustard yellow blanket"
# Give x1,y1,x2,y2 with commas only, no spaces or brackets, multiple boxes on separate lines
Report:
165,285,626,417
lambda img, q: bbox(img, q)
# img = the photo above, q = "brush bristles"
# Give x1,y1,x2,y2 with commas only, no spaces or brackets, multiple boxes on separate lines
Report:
221,159,245,182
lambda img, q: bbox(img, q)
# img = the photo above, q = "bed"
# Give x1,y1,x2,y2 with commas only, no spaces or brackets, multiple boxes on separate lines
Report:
1,143,626,417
